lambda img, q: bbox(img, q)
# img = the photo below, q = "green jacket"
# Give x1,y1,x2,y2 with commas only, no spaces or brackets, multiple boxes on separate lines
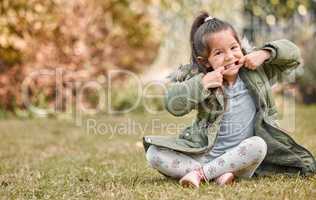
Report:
143,39,316,176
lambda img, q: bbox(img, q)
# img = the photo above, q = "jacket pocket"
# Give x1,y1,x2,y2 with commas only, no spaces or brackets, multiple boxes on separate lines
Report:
179,124,207,147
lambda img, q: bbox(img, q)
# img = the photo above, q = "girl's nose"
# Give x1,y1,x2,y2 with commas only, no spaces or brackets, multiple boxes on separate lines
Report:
225,52,234,61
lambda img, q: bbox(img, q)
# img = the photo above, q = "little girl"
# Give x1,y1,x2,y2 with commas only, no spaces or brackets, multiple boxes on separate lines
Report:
142,12,316,188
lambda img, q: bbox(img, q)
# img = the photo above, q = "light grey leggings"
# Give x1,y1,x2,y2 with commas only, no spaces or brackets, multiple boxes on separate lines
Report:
145,136,267,181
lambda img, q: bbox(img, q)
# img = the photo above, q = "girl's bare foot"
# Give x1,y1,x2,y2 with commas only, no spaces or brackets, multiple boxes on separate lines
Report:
215,172,234,186
179,168,206,188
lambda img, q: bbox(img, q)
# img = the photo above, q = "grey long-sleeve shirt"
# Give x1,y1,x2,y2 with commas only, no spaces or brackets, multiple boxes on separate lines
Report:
192,75,256,163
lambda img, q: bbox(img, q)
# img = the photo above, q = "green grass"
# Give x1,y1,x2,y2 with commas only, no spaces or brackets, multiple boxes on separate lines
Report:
0,105,316,200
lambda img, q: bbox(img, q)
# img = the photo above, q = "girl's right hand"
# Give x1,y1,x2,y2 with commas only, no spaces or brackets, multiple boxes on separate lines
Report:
201,67,225,89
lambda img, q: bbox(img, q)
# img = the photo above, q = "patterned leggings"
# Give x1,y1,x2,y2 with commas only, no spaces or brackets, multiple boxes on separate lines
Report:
145,136,267,181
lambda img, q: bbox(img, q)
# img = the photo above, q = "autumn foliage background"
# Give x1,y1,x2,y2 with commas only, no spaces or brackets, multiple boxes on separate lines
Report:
0,0,161,114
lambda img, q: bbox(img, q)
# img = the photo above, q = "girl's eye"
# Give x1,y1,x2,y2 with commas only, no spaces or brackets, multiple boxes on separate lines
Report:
231,46,238,50
215,51,222,56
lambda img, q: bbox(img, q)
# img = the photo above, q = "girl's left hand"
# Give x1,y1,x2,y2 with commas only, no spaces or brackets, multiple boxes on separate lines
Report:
238,50,271,70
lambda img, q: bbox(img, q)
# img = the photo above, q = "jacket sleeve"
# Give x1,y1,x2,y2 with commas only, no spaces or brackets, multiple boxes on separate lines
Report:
164,73,211,116
259,39,302,84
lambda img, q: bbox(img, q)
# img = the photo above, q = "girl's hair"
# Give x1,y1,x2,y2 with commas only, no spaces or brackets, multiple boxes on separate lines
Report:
190,11,241,73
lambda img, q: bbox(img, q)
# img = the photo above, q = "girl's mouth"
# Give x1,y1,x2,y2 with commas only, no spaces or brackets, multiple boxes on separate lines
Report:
224,61,239,69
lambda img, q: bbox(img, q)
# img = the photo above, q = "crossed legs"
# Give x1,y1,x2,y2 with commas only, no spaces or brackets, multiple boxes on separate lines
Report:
145,136,267,182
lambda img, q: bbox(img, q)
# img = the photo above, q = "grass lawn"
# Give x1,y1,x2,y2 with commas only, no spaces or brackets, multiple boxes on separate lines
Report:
0,104,316,199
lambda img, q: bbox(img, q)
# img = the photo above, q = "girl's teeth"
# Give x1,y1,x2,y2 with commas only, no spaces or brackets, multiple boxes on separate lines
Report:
225,63,239,70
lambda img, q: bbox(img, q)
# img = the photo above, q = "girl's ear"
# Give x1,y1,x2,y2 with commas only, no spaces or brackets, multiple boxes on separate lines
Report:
197,56,207,65
197,56,211,68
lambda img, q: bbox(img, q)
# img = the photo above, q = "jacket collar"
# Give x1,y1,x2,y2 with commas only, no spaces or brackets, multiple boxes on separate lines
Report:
239,68,267,110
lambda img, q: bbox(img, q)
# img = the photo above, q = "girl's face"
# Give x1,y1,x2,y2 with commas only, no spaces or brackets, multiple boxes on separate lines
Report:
206,29,244,76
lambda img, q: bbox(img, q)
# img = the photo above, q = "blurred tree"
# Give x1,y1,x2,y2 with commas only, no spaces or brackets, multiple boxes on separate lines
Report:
243,0,316,42
0,0,162,111
0,0,161,71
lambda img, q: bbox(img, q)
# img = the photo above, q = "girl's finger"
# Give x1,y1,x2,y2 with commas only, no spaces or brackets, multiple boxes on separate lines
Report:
245,63,256,70
244,60,252,69
249,60,256,68
216,66,225,74
237,57,245,65
222,61,243,74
